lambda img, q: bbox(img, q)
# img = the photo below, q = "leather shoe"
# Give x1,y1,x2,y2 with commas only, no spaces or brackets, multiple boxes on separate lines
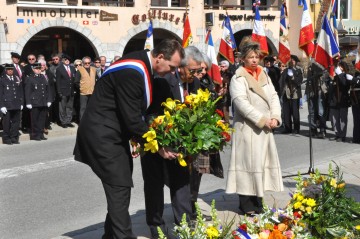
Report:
67,123,75,128
47,126,52,130
329,136,339,141
3,141,12,145
318,132,326,139
30,137,41,141
61,124,68,128
281,130,291,134
40,136,47,140
293,130,300,134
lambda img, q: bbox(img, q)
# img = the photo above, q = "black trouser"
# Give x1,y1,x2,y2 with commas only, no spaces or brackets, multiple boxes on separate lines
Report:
2,109,21,143
80,94,91,121
282,97,300,132
308,95,327,133
352,104,360,143
30,107,46,140
238,195,263,214
141,152,191,238
59,95,74,125
102,181,136,239
21,107,31,130
189,167,202,216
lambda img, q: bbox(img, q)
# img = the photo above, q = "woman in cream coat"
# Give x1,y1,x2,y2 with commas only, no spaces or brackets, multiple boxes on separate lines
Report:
226,39,283,215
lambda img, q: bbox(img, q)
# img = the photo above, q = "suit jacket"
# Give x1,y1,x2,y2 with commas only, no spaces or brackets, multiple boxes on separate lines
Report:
0,74,23,110
56,63,76,96
12,64,24,81
74,50,153,186
25,74,51,107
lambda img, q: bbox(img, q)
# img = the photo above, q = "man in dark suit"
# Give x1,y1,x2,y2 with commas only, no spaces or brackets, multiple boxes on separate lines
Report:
0,64,23,144
11,52,24,80
56,54,76,128
74,39,184,239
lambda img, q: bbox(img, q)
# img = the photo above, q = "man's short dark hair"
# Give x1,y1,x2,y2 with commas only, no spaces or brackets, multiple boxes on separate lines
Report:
152,39,184,61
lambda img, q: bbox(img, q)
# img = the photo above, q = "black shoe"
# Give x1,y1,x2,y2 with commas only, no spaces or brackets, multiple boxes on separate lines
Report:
341,137,346,142
3,141,12,145
318,132,326,139
40,136,47,140
336,138,343,142
11,139,20,144
67,123,75,128
47,126,52,130
60,124,68,128
294,130,300,134
281,130,291,134
329,136,339,141
30,137,41,141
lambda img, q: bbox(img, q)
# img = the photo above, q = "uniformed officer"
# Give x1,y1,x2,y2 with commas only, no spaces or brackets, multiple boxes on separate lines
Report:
25,63,52,141
0,64,24,144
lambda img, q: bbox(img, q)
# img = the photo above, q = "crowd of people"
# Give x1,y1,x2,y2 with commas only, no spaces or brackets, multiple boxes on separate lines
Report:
1,38,360,239
0,52,119,144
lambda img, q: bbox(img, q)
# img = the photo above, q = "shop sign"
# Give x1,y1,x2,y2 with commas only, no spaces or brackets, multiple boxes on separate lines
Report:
99,10,118,21
132,9,181,25
347,26,359,35
219,13,276,22
17,7,99,19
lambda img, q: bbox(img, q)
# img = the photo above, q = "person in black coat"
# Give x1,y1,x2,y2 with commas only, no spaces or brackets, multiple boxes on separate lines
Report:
350,70,360,144
56,54,76,128
0,64,24,144
25,63,52,141
73,39,184,239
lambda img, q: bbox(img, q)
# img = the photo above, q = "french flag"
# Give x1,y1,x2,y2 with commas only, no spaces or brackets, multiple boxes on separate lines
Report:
205,30,222,84
298,0,314,57
314,15,339,77
218,15,236,64
144,20,154,50
252,5,268,56
278,3,291,64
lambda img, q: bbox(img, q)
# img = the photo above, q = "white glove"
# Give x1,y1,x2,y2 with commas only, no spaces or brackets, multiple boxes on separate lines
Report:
335,66,342,75
287,69,294,77
346,74,353,81
26,104,32,109
21,105,23,110
47,102,52,107
0,107,7,114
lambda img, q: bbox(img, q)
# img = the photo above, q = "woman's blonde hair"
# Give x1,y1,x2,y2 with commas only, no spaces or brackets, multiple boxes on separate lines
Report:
238,37,261,58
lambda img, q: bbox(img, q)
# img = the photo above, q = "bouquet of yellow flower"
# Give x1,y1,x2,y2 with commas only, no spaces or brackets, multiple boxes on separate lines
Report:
142,88,232,166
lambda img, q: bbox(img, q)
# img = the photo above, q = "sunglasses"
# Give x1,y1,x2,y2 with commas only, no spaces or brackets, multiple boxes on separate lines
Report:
84,62,91,65
187,68,203,75
28,58,35,60
94,61,100,63
52,58,59,61
75,64,81,67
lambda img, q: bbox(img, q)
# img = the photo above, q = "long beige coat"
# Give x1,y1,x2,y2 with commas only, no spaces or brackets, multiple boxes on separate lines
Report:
226,66,284,197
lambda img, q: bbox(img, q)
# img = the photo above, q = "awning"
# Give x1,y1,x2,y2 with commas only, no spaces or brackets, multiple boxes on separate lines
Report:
339,36,359,45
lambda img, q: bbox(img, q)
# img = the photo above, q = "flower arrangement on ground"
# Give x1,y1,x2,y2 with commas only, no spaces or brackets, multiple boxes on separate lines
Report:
142,88,232,166
232,163,360,239
158,200,236,239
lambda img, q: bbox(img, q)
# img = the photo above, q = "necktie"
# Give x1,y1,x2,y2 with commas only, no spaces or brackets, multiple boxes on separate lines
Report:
15,65,22,78
66,66,71,77
183,83,189,97
10,76,14,81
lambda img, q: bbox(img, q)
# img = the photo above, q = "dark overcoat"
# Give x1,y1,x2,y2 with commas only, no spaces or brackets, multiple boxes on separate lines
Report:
0,74,23,110
74,50,153,187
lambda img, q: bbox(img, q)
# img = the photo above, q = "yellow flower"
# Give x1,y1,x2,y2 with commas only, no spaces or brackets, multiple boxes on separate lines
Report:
305,206,312,214
355,225,360,230
258,231,269,239
153,115,165,125
337,183,346,189
161,98,179,111
306,198,316,207
142,130,156,142
293,201,302,209
175,103,186,110
330,178,337,188
177,153,187,167
197,88,211,102
206,226,219,239
144,140,159,153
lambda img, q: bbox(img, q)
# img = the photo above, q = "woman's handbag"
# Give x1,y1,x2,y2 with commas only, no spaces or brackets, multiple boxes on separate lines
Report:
210,152,224,178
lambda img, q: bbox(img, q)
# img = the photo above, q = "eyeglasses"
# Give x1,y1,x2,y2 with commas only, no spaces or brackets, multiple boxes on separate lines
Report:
84,62,91,65
94,61,100,63
75,64,81,67
187,67,203,75
52,58,59,61
28,58,35,61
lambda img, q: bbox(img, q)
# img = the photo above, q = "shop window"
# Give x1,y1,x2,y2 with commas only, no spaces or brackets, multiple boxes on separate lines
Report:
338,0,350,20
151,0,185,7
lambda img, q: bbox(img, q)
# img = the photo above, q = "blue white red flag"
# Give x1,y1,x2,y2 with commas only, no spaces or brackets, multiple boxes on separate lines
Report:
298,0,314,57
314,15,340,77
278,3,291,64
252,5,268,56
218,16,236,64
205,30,222,84
144,20,154,50
329,0,339,47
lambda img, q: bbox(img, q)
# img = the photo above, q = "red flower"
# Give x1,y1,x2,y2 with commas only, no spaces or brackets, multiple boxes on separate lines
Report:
215,109,224,118
221,132,231,142
293,211,302,219
239,223,247,232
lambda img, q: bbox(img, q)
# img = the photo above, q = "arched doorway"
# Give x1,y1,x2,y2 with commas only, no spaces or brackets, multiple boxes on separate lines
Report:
233,29,278,56
123,28,181,55
22,27,97,62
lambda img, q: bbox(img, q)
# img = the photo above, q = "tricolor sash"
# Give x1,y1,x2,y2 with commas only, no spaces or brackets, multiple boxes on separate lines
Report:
102,59,152,109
